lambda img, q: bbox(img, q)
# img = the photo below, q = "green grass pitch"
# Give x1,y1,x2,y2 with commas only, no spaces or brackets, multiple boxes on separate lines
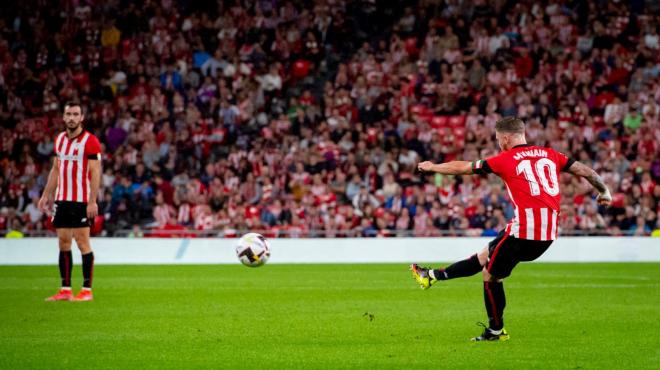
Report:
1,263,659,369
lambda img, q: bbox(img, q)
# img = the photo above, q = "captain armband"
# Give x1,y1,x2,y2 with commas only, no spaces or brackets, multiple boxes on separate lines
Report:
471,160,492,175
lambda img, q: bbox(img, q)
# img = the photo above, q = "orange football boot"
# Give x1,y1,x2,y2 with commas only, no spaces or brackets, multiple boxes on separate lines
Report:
72,289,93,302
45,288,73,301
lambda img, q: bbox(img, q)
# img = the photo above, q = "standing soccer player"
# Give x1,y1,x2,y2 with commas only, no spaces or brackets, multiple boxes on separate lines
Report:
411,117,611,341
39,101,102,302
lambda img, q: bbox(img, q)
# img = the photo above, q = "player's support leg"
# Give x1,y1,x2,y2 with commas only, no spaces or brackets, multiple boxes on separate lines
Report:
46,229,74,301
473,239,551,341
72,228,94,301
472,269,509,341
410,250,486,289
483,279,506,331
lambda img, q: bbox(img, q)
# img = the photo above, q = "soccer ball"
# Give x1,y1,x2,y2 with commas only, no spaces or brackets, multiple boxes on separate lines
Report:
236,232,271,267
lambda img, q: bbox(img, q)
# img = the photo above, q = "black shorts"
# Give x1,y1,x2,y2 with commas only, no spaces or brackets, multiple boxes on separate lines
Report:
52,201,93,229
486,230,552,278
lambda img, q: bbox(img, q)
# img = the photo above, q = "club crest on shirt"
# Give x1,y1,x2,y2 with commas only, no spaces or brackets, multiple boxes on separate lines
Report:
59,143,85,160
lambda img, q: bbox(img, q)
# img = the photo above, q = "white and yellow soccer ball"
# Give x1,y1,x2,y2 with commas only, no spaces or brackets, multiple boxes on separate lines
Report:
235,232,271,267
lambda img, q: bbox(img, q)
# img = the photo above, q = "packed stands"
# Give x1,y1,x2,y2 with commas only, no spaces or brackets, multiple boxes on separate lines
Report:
0,0,658,237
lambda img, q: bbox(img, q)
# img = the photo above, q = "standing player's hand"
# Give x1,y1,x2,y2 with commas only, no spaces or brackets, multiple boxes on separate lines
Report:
417,161,435,172
38,196,53,214
87,202,98,219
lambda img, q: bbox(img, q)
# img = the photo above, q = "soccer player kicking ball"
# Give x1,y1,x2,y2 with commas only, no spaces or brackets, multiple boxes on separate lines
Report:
39,101,102,302
411,117,611,341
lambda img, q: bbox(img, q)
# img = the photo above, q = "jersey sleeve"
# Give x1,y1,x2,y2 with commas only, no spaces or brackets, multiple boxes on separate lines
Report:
554,150,575,172
85,135,102,160
472,153,505,175
53,133,62,157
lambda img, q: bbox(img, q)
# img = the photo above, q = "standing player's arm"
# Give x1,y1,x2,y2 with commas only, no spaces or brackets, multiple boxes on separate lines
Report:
38,157,59,213
87,159,101,219
565,161,612,206
417,160,473,175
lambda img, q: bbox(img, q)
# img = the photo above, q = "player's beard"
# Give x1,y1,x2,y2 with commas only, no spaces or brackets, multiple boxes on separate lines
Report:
65,121,82,134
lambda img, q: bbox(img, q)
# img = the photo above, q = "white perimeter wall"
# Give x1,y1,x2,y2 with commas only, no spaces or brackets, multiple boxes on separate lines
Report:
0,237,659,265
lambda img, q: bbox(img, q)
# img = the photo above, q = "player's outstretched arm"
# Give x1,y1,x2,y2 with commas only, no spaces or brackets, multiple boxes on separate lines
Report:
566,161,612,206
38,157,59,213
417,160,473,175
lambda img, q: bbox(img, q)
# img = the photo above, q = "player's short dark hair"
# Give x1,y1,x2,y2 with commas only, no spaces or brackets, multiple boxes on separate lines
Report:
495,117,525,134
63,100,85,114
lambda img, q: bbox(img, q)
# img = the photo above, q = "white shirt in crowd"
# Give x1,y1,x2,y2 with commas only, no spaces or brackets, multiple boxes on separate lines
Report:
257,72,282,92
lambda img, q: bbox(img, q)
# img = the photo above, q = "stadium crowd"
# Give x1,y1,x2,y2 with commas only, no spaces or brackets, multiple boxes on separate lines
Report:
0,0,659,237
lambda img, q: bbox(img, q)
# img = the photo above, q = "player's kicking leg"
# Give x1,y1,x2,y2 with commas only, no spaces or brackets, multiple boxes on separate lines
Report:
410,252,485,289
45,228,74,301
72,227,94,301
410,230,512,341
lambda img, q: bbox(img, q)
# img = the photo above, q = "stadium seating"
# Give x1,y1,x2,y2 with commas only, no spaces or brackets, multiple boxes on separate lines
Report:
0,0,658,237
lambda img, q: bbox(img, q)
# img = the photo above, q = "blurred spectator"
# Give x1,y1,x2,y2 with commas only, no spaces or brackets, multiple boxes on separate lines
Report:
352,186,380,217
128,224,144,238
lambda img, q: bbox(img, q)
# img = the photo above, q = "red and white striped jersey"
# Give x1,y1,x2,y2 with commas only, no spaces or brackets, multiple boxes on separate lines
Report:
473,144,574,241
154,204,175,226
54,131,102,203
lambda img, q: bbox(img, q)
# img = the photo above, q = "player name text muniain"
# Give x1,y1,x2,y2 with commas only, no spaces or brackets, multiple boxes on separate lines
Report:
513,149,548,161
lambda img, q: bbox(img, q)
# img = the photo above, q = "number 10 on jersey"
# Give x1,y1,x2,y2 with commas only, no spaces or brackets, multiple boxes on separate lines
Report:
516,159,559,196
